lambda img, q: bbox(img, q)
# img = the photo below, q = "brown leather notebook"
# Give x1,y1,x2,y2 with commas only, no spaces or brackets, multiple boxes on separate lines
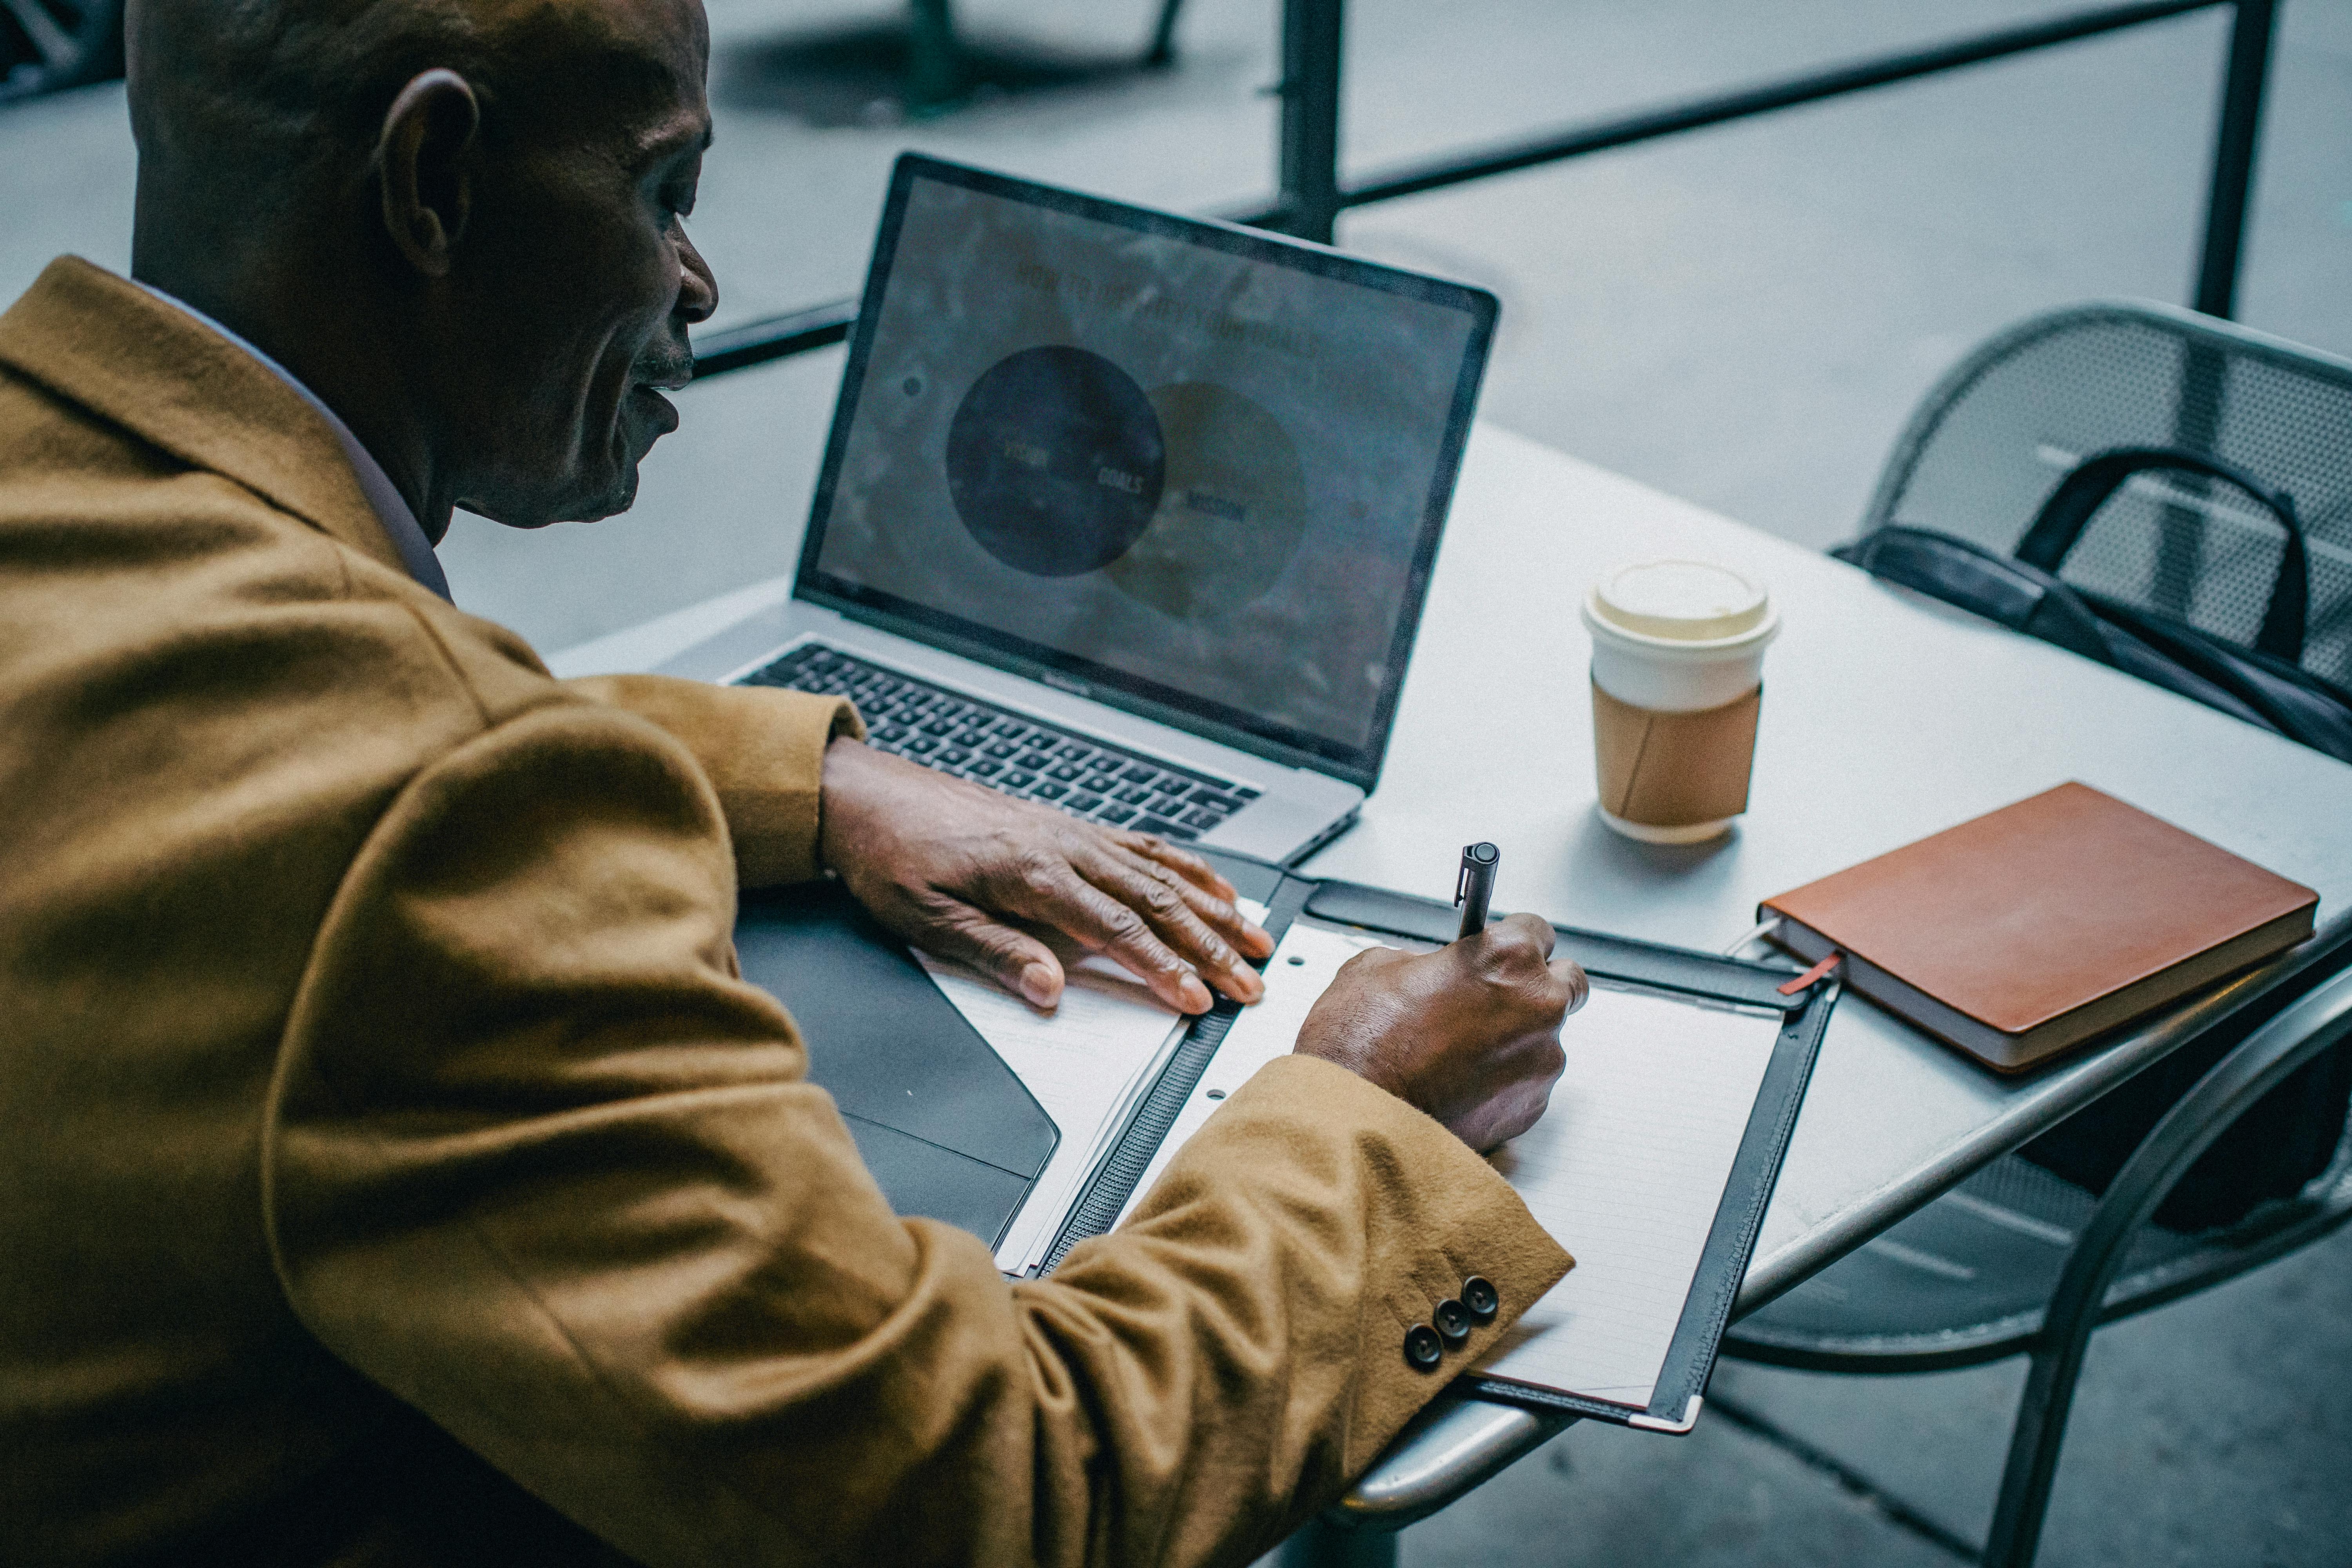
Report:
1760,782,2318,1073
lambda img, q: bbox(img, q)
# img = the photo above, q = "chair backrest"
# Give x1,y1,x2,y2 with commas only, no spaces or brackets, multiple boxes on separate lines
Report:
1862,302,2352,693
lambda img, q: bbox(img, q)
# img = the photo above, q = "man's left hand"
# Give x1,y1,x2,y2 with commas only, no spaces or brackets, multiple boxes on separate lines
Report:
818,738,1274,1014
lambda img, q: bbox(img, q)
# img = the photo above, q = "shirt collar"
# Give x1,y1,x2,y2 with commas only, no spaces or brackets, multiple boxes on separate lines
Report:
129,281,453,602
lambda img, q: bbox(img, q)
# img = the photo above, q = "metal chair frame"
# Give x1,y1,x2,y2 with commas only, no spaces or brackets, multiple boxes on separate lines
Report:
1865,301,2352,537
1689,302,2352,1564
1977,962,2352,1565
1722,1138,2352,1377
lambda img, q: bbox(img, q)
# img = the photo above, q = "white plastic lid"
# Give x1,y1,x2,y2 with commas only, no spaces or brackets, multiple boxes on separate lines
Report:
1589,559,1770,642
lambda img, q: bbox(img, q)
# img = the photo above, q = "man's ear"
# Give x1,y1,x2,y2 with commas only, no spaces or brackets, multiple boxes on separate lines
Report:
377,69,480,278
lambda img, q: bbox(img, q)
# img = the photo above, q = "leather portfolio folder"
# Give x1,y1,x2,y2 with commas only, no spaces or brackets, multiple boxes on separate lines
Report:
733,881,1058,1248
733,854,1835,1434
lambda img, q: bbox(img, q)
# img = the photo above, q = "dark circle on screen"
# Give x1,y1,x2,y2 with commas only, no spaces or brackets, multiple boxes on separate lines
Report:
944,346,1165,578
1106,382,1308,621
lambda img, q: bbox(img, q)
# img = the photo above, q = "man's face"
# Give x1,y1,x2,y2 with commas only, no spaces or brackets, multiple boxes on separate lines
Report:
444,0,717,527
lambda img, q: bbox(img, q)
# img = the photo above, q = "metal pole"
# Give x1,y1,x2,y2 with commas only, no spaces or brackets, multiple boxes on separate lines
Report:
1336,0,2219,213
1273,0,1345,244
1144,0,1188,68
907,0,964,111
2192,0,2278,318
2165,0,2275,608
2154,343,2225,615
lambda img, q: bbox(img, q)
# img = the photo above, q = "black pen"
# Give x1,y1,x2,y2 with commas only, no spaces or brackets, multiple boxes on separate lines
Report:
1455,842,1499,939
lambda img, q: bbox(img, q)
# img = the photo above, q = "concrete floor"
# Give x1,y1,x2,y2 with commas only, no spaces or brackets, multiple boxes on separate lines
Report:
6,2,2351,1563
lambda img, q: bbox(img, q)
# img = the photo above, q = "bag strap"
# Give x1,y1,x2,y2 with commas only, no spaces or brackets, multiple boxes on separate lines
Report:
1835,526,2277,730
1833,526,2114,663
2016,446,2309,664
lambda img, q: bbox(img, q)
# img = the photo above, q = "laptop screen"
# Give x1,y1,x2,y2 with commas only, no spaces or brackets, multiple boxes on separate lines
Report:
797,155,1495,785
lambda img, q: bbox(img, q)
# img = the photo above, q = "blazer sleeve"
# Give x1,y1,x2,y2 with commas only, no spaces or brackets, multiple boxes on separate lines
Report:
264,699,1570,1568
562,673,863,888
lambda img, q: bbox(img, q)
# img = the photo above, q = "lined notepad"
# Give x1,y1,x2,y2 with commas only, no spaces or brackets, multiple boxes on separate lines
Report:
926,908,1790,1411
1118,921,1786,1414
1475,982,1781,1408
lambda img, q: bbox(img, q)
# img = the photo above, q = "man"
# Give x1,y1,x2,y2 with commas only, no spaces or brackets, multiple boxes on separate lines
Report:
0,2,1584,1564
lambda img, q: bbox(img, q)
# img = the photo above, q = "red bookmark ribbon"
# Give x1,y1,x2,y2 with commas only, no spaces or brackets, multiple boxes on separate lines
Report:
1777,953,1842,996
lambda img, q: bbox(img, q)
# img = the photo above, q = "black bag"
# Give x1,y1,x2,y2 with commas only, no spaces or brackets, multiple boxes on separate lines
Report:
1836,446,2352,1229
1836,447,2352,764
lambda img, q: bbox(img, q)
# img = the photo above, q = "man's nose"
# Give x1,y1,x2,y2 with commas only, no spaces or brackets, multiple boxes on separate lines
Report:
676,228,718,326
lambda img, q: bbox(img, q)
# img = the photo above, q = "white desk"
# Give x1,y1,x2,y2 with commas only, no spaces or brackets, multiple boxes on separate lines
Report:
552,422,2352,1532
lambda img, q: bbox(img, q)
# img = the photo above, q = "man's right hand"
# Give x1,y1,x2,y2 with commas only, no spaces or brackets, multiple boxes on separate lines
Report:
1294,913,1586,1151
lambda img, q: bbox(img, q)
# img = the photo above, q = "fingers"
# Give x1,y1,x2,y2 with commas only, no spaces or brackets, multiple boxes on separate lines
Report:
1552,956,1591,1016
1065,842,1270,1003
1477,911,1557,962
1453,913,1563,1011
829,754,1275,1013
914,899,1070,1010
1466,1074,1561,1152
989,850,1219,1014
1118,833,1240,903
1116,834,1276,959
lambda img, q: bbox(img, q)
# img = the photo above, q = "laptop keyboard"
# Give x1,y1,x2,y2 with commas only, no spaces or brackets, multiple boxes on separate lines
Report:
738,643,1259,842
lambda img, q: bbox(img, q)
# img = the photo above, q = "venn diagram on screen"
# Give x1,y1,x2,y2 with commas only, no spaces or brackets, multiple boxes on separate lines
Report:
940,345,1307,622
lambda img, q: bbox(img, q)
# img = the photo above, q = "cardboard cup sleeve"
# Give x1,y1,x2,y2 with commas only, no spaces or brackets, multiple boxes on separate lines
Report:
1591,679,1762,828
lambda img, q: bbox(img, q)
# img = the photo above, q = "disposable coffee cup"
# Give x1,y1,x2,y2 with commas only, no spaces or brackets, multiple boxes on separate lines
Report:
1581,559,1778,844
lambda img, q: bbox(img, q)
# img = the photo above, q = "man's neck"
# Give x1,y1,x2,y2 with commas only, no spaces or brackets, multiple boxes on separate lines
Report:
128,239,454,544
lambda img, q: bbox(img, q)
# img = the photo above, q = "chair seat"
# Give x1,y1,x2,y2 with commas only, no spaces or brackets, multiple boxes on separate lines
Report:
1726,1149,2352,1372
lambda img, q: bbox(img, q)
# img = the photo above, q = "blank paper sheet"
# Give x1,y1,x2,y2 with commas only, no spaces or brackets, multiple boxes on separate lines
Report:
1095,920,1788,1416
1475,982,1783,1410
921,901,1270,1274
919,954,1185,1272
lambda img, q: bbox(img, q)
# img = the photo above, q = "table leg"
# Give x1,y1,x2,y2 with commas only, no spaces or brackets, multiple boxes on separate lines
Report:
1274,1517,1399,1567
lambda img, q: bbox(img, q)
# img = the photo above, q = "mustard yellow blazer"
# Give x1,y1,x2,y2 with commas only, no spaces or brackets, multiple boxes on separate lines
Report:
0,258,1568,1568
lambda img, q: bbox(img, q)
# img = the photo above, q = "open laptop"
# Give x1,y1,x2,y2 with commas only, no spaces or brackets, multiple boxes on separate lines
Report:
657,154,1497,864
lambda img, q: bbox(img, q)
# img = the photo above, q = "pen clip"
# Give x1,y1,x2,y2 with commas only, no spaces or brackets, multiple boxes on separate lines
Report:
1454,851,1471,907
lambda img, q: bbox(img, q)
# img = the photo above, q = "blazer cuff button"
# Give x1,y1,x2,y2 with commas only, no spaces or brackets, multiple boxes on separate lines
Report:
1403,1324,1445,1371
1462,1276,1499,1323
1433,1298,1471,1344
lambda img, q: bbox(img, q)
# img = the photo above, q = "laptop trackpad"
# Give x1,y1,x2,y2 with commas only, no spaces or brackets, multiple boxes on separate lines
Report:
733,881,1058,1248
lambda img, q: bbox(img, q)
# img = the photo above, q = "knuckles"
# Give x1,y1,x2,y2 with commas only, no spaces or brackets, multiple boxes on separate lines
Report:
1100,906,1158,951
1333,947,1406,987
1134,879,1186,919
1014,848,1067,900
1467,921,1550,982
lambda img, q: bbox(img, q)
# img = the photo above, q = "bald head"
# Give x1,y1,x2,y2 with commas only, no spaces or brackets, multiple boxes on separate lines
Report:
124,0,718,535
128,1,702,205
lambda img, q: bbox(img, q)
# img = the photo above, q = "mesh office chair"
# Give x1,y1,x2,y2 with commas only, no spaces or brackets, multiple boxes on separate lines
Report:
1722,303,2352,1568
1855,299,2352,692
